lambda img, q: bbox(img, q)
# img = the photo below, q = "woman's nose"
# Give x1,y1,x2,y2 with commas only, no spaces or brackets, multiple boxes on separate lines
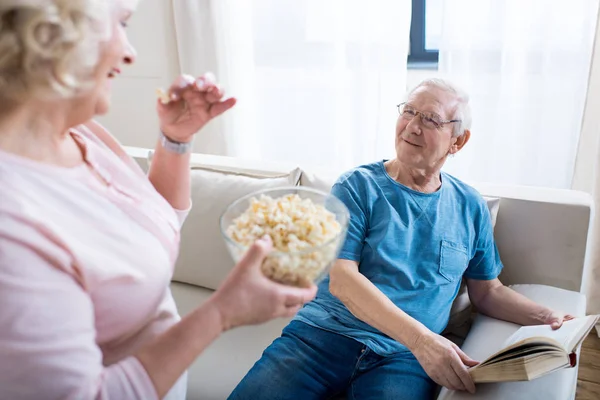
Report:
123,42,137,65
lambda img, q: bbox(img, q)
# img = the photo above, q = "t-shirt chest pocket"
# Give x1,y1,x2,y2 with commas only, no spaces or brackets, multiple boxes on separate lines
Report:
439,240,469,282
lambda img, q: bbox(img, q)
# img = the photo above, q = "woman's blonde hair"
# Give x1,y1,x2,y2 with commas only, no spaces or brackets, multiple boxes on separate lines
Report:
0,0,113,102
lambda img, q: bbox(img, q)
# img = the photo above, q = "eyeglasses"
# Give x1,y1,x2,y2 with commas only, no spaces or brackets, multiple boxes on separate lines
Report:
397,102,461,130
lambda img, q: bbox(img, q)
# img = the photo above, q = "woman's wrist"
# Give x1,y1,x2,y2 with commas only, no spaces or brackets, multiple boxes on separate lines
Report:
201,296,229,334
157,131,194,155
160,128,194,144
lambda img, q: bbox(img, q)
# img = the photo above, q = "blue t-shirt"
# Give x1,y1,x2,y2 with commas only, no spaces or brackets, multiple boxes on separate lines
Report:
295,161,503,356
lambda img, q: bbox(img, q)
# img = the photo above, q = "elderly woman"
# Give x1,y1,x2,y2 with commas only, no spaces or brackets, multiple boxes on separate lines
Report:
0,1,316,399
229,79,575,400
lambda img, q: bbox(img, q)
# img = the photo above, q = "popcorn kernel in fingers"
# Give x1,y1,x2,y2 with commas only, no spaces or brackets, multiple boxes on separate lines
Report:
156,88,171,104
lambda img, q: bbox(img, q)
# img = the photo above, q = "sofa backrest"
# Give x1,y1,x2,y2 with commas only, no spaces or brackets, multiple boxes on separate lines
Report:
301,170,594,293
173,152,302,290
465,183,593,293
127,148,594,296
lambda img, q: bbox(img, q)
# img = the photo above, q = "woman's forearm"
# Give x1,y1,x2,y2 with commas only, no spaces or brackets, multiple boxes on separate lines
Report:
135,297,223,399
329,260,430,351
148,141,191,211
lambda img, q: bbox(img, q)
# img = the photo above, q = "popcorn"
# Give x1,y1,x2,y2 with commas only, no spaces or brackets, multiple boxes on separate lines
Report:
226,194,343,287
156,88,171,104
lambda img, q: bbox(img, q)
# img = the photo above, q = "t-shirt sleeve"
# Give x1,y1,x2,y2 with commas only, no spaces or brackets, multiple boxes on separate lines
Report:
464,200,504,280
331,179,369,262
173,200,192,227
0,218,159,400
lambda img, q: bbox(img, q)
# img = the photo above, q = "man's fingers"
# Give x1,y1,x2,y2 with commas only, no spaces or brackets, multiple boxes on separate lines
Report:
444,353,467,391
551,318,562,330
445,368,466,392
451,357,476,394
551,313,577,329
433,375,453,391
453,345,479,367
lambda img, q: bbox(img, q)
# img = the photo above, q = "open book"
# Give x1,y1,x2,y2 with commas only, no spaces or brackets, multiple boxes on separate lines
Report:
469,314,599,383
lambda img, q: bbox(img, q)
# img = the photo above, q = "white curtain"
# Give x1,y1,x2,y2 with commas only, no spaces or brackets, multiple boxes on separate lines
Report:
173,0,411,172
438,0,598,189
587,157,600,337
172,1,230,155
575,14,600,335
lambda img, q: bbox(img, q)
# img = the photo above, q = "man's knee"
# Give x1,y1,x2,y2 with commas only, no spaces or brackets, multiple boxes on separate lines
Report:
229,322,350,399
228,336,298,399
350,354,435,400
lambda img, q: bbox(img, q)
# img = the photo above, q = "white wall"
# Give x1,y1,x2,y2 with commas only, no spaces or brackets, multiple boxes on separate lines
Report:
96,0,180,149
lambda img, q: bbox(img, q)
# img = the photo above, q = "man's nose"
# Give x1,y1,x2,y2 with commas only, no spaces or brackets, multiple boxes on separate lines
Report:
405,114,423,135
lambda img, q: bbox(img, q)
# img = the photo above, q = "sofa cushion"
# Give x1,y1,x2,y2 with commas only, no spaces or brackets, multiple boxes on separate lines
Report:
436,284,586,400
173,167,301,290
171,282,292,400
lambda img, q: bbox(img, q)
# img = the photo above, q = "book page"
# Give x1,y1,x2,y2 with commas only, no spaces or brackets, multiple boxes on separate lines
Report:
504,315,598,351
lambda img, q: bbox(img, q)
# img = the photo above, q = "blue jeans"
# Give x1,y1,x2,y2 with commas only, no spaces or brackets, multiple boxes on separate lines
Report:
228,321,435,400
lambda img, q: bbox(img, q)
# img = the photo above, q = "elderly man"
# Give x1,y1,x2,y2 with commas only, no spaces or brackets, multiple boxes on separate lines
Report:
228,79,573,400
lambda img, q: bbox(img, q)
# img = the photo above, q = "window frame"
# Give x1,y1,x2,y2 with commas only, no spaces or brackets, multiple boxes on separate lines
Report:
408,0,439,66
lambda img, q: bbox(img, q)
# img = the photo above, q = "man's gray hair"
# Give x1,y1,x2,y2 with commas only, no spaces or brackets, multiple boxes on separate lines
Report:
408,78,472,137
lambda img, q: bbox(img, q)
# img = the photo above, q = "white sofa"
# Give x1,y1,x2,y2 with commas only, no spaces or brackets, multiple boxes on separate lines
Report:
129,148,594,400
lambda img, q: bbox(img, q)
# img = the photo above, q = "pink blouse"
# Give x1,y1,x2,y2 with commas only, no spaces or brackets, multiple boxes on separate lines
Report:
0,122,189,399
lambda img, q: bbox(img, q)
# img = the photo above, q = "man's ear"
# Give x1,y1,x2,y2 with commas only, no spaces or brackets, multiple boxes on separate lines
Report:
449,129,470,154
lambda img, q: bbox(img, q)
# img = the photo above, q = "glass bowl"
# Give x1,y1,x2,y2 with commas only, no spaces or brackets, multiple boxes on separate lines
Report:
220,186,350,287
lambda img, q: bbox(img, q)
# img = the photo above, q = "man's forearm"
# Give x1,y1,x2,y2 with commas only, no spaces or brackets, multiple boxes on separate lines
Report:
148,142,191,211
475,285,551,326
329,260,430,351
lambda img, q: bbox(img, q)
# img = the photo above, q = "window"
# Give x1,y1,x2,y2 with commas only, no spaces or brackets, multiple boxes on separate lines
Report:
408,0,442,67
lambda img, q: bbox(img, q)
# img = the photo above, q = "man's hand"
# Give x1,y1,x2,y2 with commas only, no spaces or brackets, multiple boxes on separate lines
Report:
541,309,576,330
411,332,479,394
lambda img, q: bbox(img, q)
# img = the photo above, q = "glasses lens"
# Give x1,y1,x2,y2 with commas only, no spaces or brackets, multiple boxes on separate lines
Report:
421,113,442,129
400,105,416,119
